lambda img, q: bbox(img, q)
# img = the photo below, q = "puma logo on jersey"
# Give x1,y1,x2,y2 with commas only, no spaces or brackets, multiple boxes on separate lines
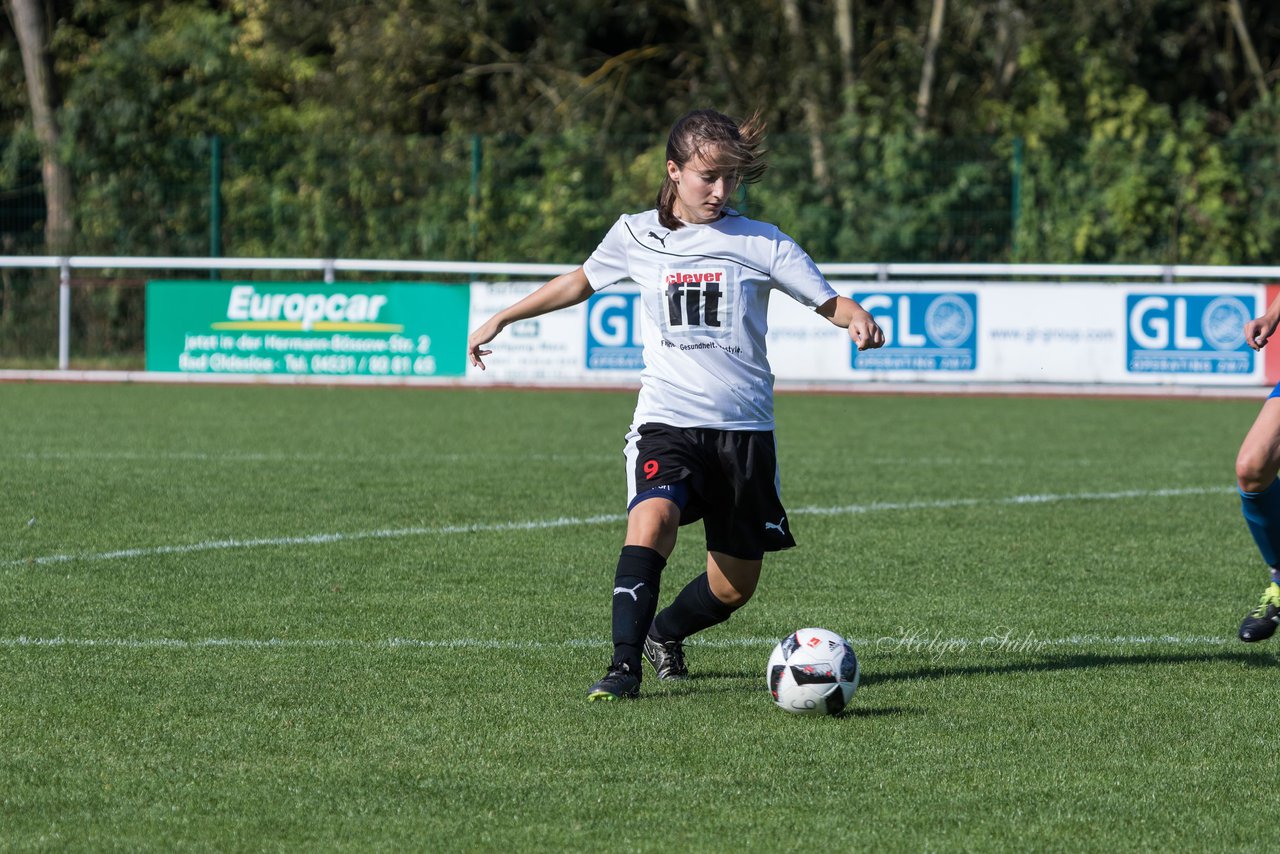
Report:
613,582,645,601
648,230,668,247
764,516,787,535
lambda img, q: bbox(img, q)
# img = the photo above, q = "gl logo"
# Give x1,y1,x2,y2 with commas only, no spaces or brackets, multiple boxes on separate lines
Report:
588,293,642,348
858,292,975,348
586,291,644,370
1128,296,1249,351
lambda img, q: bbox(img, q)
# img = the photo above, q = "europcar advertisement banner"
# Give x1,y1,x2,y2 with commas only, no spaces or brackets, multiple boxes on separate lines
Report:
146,281,467,377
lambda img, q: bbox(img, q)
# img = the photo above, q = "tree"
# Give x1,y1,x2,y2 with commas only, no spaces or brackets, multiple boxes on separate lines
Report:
3,0,72,252
1226,0,1269,103
834,0,857,119
916,0,947,133
780,0,831,189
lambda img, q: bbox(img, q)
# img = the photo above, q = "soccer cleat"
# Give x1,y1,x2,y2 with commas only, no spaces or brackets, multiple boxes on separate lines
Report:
1239,581,1280,642
586,662,640,701
643,631,689,680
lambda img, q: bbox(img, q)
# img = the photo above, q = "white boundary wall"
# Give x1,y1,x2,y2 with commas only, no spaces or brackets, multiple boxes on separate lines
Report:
467,280,1270,390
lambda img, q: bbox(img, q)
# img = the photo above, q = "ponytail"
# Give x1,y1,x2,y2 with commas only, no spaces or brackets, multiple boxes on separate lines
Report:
656,178,681,230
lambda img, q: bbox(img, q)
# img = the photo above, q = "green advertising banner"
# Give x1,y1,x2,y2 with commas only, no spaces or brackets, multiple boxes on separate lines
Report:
145,281,468,377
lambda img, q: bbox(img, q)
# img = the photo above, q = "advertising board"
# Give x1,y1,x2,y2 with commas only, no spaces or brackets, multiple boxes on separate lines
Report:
146,281,468,378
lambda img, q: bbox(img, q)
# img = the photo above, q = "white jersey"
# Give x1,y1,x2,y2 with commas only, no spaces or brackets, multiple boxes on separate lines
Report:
583,208,837,431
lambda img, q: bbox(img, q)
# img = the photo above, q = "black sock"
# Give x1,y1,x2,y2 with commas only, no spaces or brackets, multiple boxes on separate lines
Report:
652,572,737,643
610,545,666,672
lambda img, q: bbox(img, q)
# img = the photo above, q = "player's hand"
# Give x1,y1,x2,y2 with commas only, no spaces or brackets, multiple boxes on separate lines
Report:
1246,315,1279,352
848,309,885,351
467,318,502,370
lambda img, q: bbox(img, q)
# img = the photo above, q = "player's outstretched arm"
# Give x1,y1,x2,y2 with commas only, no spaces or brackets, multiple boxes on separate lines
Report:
468,267,593,369
1247,294,1280,351
817,295,886,352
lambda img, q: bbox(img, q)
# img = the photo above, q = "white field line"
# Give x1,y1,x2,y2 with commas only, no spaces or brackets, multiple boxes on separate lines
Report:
790,485,1233,517
7,450,1089,467
10,450,613,464
3,485,1234,570
0,634,1231,652
2,514,628,568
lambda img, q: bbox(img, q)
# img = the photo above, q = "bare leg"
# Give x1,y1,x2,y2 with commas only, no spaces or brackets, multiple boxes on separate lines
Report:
624,497,681,556
706,550,763,607
1236,397,1280,492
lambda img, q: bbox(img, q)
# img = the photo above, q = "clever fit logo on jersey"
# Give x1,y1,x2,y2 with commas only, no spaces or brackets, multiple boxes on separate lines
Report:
1126,294,1255,374
661,266,734,344
851,292,978,371
585,292,644,370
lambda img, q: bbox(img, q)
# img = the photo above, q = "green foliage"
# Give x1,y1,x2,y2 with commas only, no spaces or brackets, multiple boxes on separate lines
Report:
221,132,474,260
996,45,1279,264
4,0,1280,262
61,4,257,255
475,129,655,263
4,0,1280,356
1226,93,1280,264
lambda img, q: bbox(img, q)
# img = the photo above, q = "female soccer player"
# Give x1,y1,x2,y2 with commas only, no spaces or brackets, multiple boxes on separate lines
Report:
1236,294,1280,641
467,109,884,699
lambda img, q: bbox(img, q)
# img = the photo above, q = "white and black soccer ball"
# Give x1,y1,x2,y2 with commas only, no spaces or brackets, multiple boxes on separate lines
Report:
766,627,860,715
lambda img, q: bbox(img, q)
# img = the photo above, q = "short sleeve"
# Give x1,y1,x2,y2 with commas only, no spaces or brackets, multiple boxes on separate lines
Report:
582,216,632,292
772,235,838,309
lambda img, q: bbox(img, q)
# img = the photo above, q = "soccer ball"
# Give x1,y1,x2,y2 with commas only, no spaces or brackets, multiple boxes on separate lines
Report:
766,627,860,715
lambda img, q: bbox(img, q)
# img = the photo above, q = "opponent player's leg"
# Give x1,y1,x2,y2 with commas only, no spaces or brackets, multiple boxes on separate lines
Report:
1235,395,1280,641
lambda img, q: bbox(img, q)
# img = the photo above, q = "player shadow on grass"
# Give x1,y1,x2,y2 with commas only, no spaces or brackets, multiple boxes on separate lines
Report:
860,648,1277,687
645,668,919,718
637,649,1275,716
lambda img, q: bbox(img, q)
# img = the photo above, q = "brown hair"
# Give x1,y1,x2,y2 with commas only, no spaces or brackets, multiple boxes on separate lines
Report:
656,109,767,230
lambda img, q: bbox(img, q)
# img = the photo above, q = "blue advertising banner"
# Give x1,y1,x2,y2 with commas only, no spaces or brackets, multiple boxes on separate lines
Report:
1126,293,1256,374
850,291,978,371
585,291,644,370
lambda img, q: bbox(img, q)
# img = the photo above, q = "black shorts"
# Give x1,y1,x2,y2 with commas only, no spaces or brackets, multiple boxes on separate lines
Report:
624,422,796,560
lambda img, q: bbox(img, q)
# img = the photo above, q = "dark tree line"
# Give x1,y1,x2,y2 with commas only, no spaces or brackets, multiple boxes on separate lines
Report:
3,0,1279,262
2,1,1280,361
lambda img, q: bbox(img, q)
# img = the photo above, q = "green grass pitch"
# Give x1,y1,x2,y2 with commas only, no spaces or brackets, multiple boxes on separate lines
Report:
0,382,1274,850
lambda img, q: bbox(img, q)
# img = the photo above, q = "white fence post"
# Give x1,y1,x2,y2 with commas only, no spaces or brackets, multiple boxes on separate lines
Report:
58,258,71,370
